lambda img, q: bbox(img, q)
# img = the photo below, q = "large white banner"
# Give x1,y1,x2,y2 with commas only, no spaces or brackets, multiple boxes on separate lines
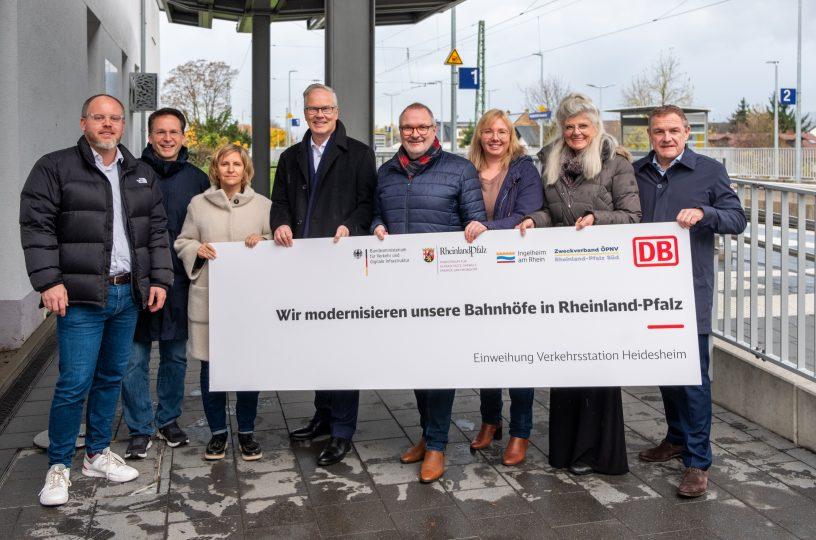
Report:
208,223,701,391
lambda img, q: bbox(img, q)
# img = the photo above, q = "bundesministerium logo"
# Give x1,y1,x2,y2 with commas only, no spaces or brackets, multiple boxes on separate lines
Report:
353,249,363,259
633,236,678,267
423,248,435,263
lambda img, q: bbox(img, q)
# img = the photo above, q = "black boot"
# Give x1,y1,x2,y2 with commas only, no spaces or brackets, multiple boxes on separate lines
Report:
317,437,352,466
290,417,331,441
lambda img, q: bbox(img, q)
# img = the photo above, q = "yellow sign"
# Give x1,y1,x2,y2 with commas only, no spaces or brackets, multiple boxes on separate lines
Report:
537,105,548,112
444,49,463,65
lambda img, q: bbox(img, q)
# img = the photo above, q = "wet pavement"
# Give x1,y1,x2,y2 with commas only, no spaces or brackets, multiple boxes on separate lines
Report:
0,348,815,539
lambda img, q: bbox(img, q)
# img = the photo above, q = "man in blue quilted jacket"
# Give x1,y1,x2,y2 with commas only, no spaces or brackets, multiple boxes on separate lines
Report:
372,102,486,483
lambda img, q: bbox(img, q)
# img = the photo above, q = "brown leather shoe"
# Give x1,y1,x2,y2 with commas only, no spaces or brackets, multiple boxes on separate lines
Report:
502,437,529,466
470,422,502,451
400,438,426,464
639,439,683,463
419,450,445,483
677,467,708,498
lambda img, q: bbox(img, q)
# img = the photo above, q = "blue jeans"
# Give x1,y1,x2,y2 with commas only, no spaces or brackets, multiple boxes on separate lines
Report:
660,334,713,470
478,388,534,439
313,390,360,440
49,284,139,466
121,339,187,436
415,389,455,451
200,361,258,434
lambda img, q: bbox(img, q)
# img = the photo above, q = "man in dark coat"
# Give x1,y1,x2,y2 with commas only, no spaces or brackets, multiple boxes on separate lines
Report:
373,102,486,484
121,108,210,460
270,83,377,466
19,94,173,506
634,105,747,498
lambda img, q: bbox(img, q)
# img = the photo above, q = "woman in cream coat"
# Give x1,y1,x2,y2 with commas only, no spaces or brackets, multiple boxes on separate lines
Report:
175,143,271,461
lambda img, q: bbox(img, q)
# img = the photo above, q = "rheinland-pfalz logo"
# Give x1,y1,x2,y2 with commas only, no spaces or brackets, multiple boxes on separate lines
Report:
632,236,679,267
423,248,435,263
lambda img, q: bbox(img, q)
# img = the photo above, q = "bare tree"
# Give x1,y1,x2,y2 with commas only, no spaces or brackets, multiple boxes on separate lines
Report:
523,75,571,113
622,49,694,107
162,59,238,124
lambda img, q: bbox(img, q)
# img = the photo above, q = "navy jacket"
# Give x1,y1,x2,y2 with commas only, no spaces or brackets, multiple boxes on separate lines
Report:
134,145,210,342
634,147,747,334
372,151,486,234
484,155,544,230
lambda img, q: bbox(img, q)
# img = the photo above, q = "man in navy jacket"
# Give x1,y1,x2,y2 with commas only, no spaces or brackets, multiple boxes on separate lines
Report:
121,108,210,460
373,102,486,483
634,105,747,498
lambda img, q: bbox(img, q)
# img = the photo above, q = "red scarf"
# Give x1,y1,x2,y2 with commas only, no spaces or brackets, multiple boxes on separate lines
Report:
397,137,442,179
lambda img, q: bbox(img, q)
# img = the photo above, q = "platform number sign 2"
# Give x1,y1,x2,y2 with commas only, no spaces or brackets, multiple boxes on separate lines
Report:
459,67,480,90
780,88,797,105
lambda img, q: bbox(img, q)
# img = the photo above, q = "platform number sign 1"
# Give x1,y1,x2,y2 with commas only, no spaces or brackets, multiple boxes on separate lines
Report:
458,67,480,90
780,88,797,105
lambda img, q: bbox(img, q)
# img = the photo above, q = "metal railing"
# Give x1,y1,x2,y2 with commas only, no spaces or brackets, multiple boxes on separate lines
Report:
713,178,815,381
697,147,816,182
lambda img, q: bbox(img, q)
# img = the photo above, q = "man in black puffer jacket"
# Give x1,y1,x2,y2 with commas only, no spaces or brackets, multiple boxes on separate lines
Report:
121,108,210,461
19,94,173,507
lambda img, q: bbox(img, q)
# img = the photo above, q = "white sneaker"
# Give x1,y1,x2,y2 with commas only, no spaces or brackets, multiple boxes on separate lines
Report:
39,464,71,506
82,448,139,482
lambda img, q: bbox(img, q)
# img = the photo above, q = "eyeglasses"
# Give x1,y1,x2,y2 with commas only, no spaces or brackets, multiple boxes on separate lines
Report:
304,106,337,116
480,129,510,139
152,129,183,138
563,123,593,134
84,114,124,123
400,125,435,136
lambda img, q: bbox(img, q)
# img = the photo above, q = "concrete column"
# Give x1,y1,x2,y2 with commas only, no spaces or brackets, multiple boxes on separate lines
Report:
251,13,271,196
325,0,374,147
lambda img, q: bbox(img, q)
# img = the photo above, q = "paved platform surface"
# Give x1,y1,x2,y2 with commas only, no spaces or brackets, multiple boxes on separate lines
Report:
0,349,815,539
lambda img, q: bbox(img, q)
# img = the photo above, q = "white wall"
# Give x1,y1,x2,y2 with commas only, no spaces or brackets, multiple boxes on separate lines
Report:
0,0,160,349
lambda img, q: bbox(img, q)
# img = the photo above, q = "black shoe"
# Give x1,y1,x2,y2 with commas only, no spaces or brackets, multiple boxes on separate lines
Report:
289,417,331,441
124,435,152,459
204,433,229,460
569,462,593,476
158,421,189,448
317,437,352,466
237,432,263,461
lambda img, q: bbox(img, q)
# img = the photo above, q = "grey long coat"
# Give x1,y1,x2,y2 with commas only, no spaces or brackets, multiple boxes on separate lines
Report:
174,186,272,361
528,136,641,227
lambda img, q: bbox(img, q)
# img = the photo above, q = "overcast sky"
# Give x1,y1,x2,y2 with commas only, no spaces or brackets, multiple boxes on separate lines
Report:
160,0,813,137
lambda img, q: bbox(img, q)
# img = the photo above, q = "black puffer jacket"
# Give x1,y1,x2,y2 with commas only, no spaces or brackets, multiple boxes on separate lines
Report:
134,145,210,342
19,137,173,308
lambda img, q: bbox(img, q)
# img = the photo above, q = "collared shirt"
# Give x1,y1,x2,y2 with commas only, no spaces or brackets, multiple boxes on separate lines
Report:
311,137,329,173
91,147,131,275
651,150,684,176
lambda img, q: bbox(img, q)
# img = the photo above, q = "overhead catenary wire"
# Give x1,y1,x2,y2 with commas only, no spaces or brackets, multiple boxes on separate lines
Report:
486,0,734,70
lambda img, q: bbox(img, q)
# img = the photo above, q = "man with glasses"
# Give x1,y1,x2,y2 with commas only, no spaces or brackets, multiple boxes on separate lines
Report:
271,83,377,466
20,94,173,505
121,108,210,460
372,103,486,483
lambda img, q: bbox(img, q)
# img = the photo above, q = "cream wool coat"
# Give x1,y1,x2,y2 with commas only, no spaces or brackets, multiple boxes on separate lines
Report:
174,186,272,361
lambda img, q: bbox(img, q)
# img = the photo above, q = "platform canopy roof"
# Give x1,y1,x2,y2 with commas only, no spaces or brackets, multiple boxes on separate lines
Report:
158,0,464,31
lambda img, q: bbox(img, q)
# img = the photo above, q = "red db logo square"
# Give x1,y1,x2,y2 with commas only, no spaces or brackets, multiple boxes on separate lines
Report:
633,236,679,267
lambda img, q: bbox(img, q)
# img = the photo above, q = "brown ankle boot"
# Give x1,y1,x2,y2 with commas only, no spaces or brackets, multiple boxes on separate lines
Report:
502,437,529,466
400,438,426,464
470,422,502,451
639,439,683,463
419,450,445,483
677,467,708,498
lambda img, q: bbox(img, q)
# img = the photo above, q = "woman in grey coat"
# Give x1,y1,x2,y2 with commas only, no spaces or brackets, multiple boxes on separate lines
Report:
519,93,641,476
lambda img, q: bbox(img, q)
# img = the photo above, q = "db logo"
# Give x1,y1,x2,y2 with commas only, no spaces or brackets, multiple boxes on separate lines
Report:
633,236,679,267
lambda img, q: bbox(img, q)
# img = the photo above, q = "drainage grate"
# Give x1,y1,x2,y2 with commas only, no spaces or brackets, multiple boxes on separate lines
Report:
0,331,57,432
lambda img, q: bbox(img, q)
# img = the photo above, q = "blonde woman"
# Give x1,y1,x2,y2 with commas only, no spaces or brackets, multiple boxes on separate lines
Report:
519,93,640,476
465,109,543,466
175,143,271,461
